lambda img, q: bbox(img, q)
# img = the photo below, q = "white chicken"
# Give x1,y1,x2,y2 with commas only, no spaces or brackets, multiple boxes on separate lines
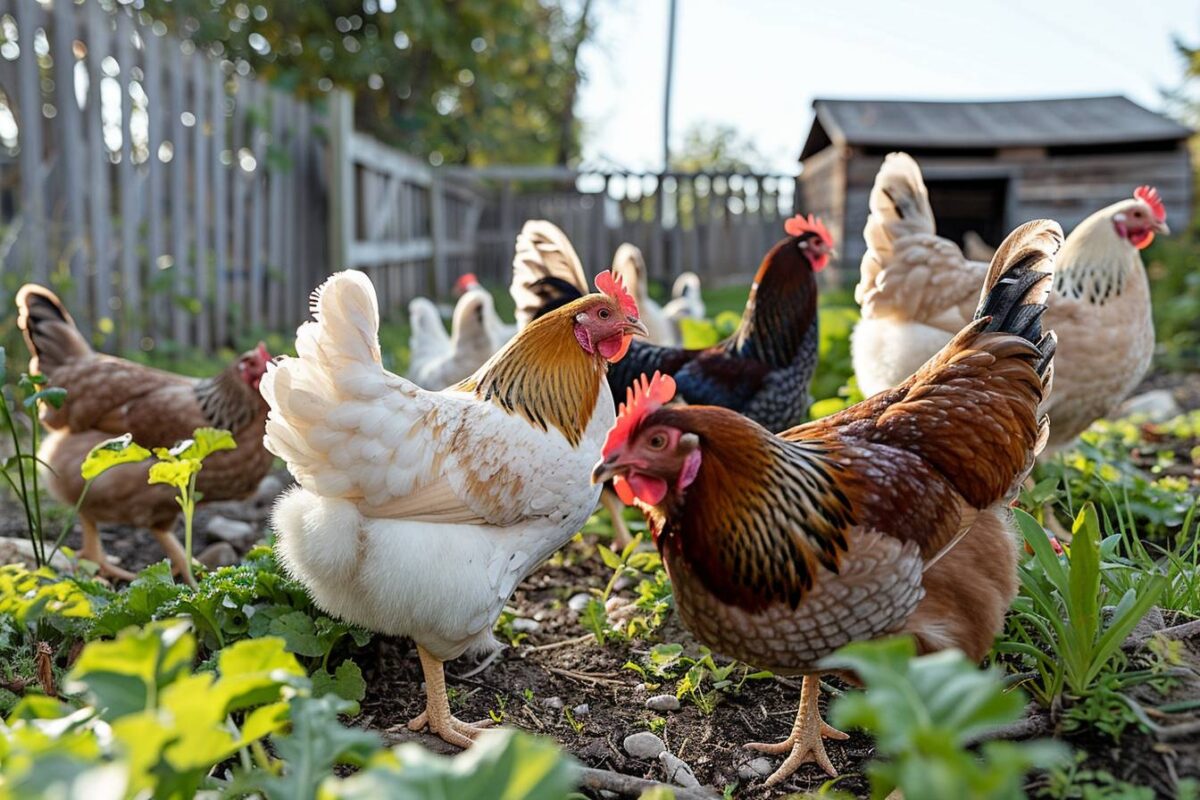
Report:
611,243,678,346
454,272,517,351
662,271,706,326
263,268,646,747
406,287,500,390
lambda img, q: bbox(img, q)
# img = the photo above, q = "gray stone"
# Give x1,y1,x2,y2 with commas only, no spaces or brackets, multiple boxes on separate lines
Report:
659,752,701,789
540,696,564,710
1118,389,1183,423
0,537,71,571
568,592,592,612
645,694,681,712
197,542,239,569
510,618,541,634
738,757,774,781
572,703,590,716
623,731,666,760
253,474,287,506
205,515,257,546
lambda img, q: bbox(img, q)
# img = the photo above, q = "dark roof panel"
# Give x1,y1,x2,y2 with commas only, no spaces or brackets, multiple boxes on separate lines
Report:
800,96,1192,160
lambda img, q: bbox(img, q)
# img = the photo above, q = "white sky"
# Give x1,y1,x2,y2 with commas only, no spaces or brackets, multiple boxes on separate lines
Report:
576,0,1200,173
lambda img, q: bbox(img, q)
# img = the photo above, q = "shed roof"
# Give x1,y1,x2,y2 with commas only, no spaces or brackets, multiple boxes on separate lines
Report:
800,95,1192,160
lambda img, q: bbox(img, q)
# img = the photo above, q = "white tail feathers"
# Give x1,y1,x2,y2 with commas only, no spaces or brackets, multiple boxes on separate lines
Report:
510,220,588,329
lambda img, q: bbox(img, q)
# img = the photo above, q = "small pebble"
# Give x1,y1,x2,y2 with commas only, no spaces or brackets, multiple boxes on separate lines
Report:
510,618,541,634
197,542,239,569
623,731,666,760
205,515,257,546
645,694,681,712
541,696,564,710
738,757,774,781
252,474,287,506
659,752,701,789
568,592,592,612
572,703,590,716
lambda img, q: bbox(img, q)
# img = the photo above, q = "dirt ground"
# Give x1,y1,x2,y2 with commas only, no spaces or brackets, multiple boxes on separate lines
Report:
1,372,1199,797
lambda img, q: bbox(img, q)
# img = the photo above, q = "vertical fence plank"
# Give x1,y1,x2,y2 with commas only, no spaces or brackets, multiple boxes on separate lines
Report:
211,61,228,347
281,96,298,328
169,43,189,346
51,2,87,321
143,27,166,336
229,76,247,341
266,89,283,329
247,80,266,333
191,54,210,351
116,8,138,349
16,0,45,280
85,1,112,343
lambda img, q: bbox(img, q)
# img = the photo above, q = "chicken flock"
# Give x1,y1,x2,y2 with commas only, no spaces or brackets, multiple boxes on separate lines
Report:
11,150,1169,791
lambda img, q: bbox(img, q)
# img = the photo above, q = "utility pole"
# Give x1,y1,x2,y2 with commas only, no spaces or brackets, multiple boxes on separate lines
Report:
662,0,677,171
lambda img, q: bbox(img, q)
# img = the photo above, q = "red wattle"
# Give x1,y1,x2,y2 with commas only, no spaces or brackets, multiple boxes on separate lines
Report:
613,475,636,504
598,334,632,362
629,474,668,505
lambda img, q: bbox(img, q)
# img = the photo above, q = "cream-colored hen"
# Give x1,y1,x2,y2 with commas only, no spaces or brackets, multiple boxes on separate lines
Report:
852,152,1165,452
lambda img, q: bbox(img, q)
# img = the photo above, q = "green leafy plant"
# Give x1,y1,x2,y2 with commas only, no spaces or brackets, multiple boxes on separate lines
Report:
146,427,238,587
825,637,1068,800
998,506,1168,706
624,642,771,714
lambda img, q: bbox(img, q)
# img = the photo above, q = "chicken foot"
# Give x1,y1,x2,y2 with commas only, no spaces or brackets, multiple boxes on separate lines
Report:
746,673,848,786
406,645,493,748
78,517,136,582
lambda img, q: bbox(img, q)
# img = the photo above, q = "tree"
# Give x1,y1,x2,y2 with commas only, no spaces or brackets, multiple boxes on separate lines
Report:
141,0,596,166
668,122,770,173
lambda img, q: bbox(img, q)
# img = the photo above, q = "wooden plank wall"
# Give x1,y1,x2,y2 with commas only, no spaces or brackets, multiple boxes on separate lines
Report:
812,146,1193,272
2,0,326,353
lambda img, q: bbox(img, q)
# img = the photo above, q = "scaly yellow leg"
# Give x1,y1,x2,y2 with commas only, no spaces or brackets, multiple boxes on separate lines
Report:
745,674,848,786
77,516,136,582
405,645,493,748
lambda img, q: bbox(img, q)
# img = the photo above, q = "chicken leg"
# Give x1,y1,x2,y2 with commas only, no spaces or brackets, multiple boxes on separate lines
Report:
152,526,197,588
406,645,493,748
602,488,634,550
77,516,136,582
745,674,848,786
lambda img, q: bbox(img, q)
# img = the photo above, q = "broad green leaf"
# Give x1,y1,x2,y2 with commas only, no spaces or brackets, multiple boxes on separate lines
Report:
176,427,238,461
24,386,67,410
238,701,291,747
66,622,195,720
313,660,367,703
597,545,623,571
80,434,153,480
269,609,325,658
214,636,306,712
160,674,240,769
110,711,176,796
1066,505,1102,667
148,458,200,489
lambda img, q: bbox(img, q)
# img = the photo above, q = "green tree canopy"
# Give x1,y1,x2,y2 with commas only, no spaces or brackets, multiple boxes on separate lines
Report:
142,0,594,165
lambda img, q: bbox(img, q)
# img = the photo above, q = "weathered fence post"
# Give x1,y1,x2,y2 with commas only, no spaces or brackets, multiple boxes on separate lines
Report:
16,0,46,282
328,89,354,273
429,175,447,297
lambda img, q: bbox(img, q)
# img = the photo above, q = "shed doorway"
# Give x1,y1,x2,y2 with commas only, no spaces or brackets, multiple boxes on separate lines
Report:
924,177,1009,252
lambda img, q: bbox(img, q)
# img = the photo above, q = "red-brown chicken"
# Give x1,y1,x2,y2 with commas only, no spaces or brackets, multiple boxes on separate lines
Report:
593,220,1060,787
16,284,272,582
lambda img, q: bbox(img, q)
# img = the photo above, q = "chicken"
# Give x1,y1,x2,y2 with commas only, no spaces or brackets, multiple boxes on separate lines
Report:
662,271,706,326
611,243,677,346
15,284,272,582
407,288,501,390
594,219,1060,787
852,152,1165,454
454,272,517,349
963,230,997,262
513,216,830,434
262,268,646,748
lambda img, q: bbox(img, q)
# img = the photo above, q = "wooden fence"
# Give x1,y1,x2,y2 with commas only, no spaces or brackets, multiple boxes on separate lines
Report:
448,166,797,290
0,0,330,351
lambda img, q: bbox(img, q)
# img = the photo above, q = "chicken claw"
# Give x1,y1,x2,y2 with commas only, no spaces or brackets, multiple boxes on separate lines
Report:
745,674,847,786
78,517,137,583
406,645,494,749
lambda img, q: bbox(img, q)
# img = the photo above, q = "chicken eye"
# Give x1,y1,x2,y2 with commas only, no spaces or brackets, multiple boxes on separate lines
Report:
598,308,611,320
648,433,667,450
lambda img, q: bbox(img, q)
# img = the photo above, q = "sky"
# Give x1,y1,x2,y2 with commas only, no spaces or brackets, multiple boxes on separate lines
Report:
575,0,1200,173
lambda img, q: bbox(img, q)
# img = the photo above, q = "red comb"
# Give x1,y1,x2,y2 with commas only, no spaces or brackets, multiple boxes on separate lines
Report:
784,213,833,246
256,342,270,361
1133,186,1166,223
595,270,639,319
602,372,676,459
454,273,480,294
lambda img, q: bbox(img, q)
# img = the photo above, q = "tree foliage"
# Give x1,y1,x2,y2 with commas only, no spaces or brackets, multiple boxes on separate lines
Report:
669,121,770,173
141,0,595,165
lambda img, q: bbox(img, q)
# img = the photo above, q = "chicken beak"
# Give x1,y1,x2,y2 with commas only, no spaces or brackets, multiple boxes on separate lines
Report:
1153,219,1170,235
623,318,649,338
591,456,623,485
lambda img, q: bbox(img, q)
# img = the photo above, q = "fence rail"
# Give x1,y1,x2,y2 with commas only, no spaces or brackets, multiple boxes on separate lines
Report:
0,0,331,351
1,2,794,356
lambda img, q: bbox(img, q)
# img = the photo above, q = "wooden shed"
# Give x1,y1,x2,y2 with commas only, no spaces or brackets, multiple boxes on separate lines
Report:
797,96,1193,267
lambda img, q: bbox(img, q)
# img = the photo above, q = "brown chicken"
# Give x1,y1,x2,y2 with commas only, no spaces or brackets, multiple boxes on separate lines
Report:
593,220,1060,787
852,152,1165,453
16,285,273,582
